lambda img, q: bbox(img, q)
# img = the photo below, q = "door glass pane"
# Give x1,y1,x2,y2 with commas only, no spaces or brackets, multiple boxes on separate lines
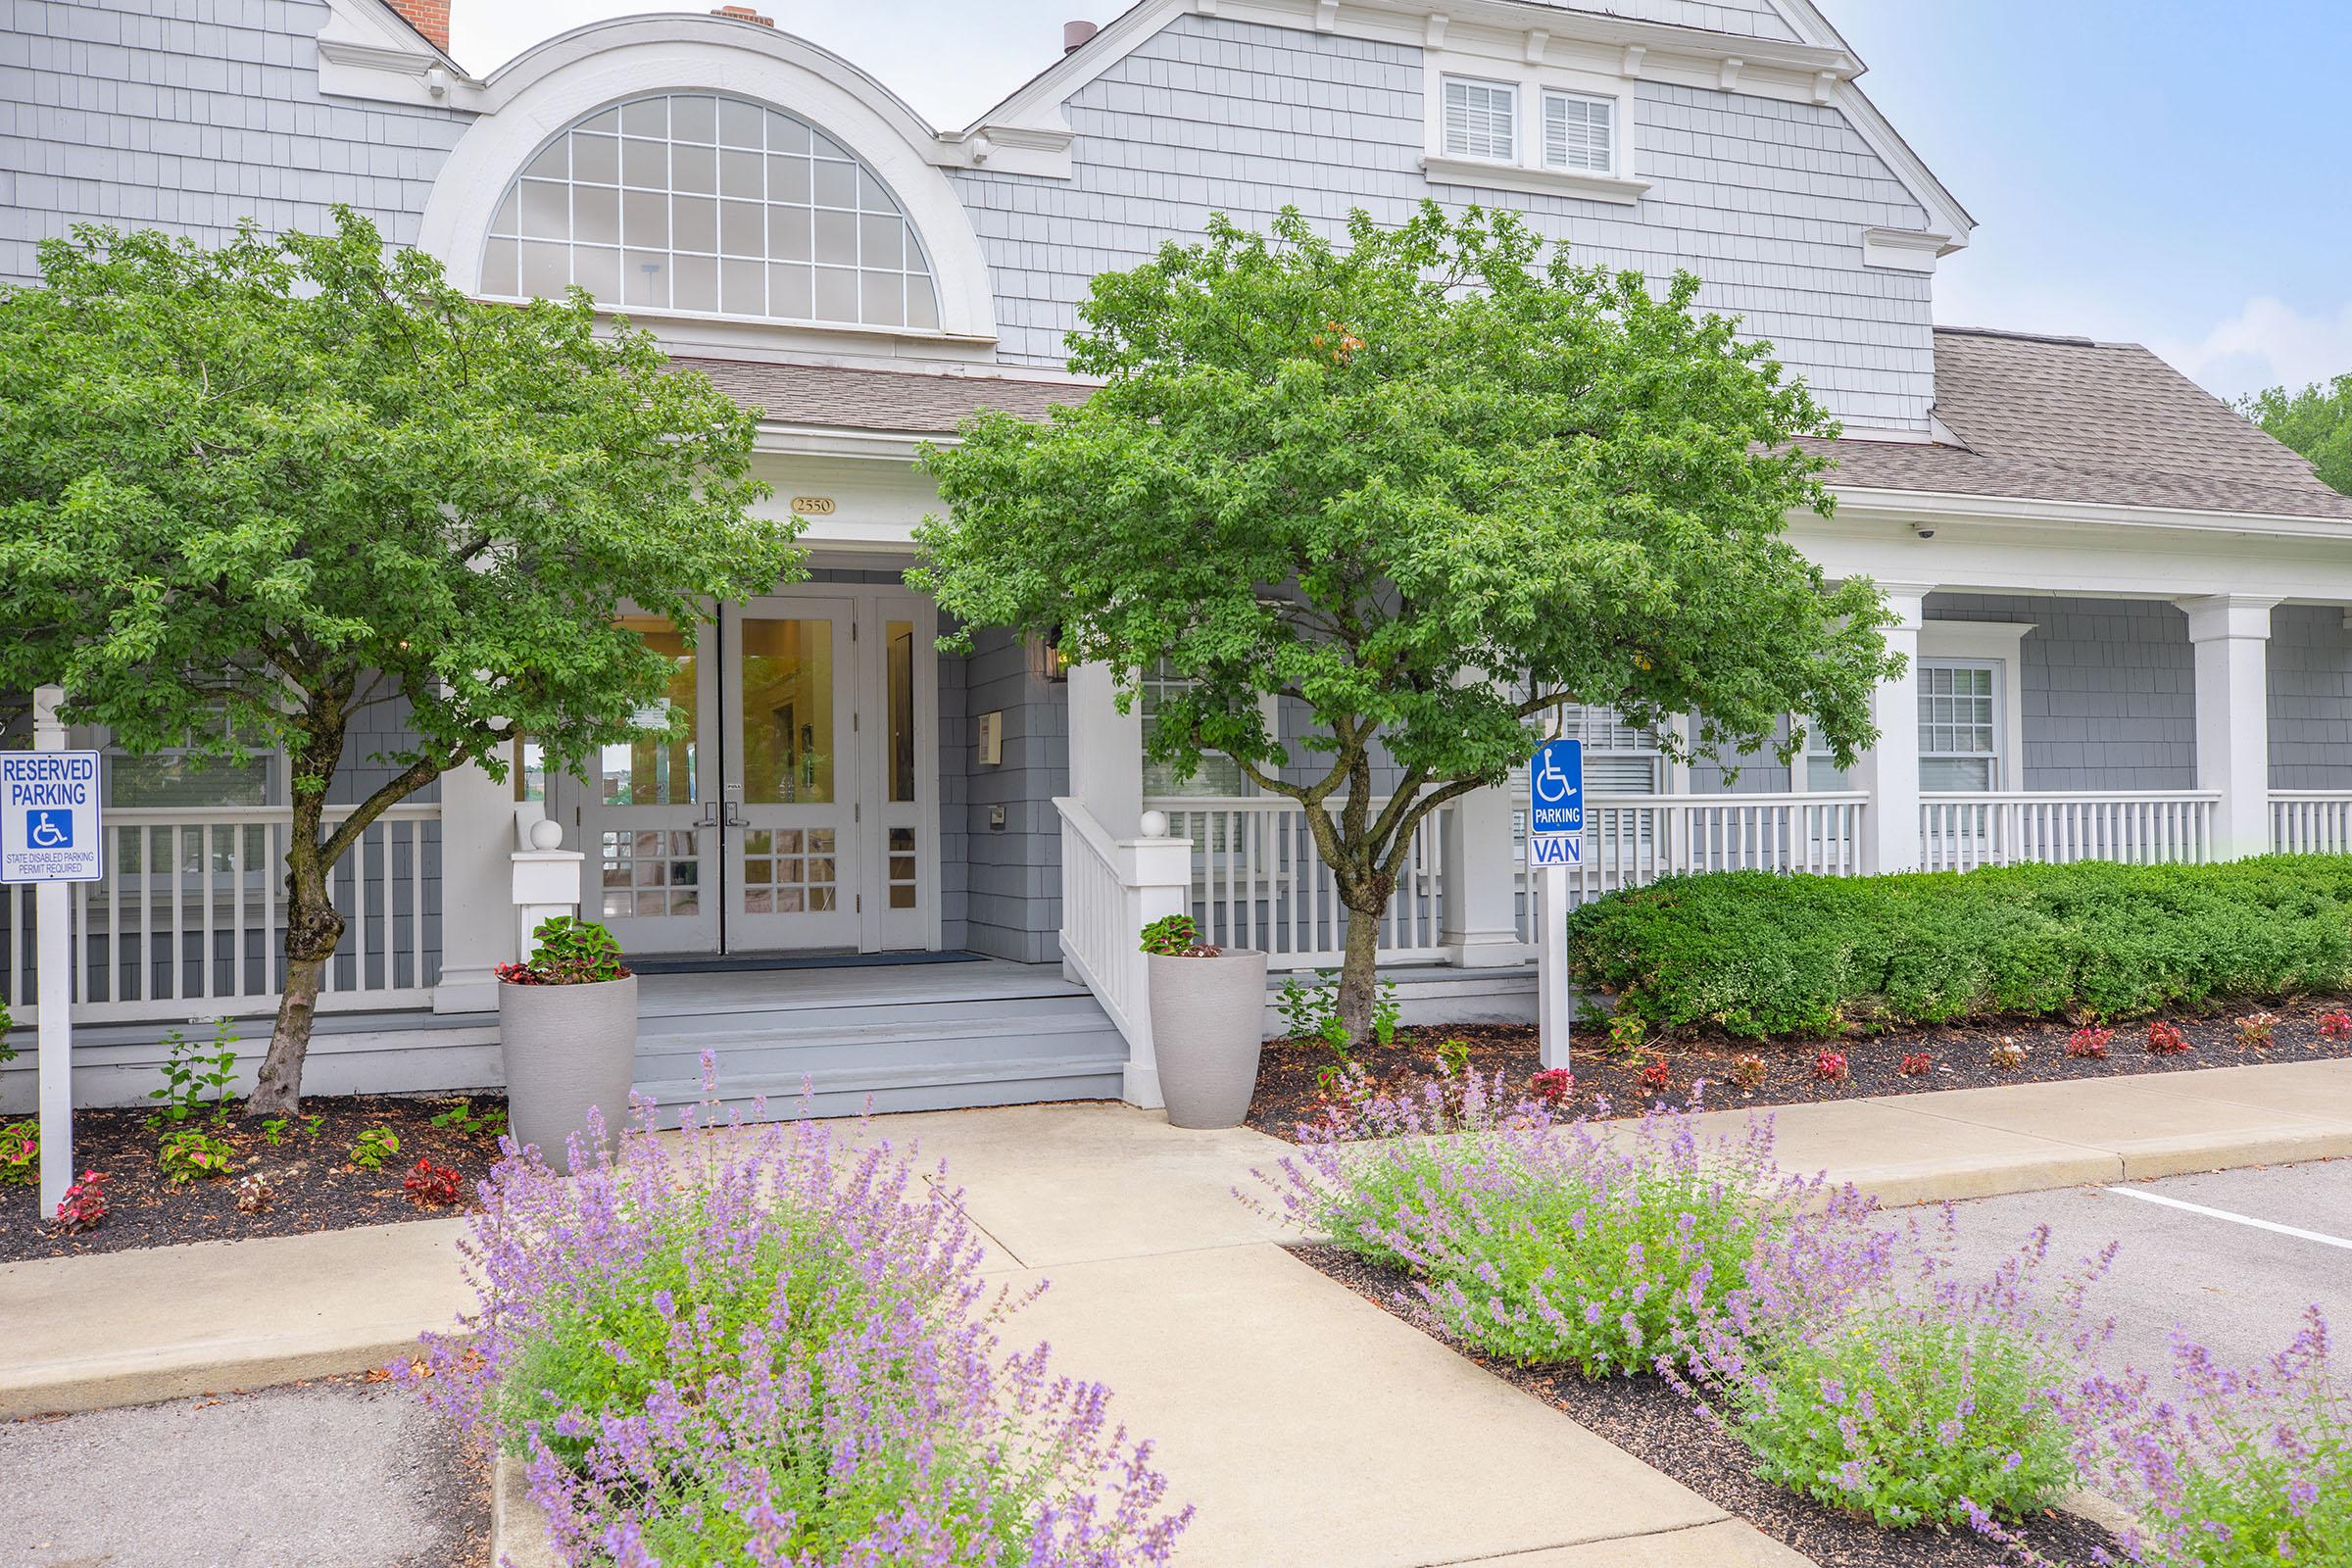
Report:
886,618,916,803
600,828,700,918
603,615,698,805
741,618,834,803
888,824,917,908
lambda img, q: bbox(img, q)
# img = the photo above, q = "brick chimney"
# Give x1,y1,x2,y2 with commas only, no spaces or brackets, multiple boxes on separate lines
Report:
387,0,449,53
711,5,776,24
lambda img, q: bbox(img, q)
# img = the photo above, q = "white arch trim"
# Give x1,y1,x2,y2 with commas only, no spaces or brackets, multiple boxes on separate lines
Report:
416,17,997,343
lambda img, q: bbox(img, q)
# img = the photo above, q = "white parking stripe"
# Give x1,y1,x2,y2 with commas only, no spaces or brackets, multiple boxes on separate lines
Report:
2103,1185,2352,1251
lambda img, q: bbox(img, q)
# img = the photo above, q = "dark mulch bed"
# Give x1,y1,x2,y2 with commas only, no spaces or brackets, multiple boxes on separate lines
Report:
1246,998,2352,1140
1298,1242,2120,1568
0,1092,508,1263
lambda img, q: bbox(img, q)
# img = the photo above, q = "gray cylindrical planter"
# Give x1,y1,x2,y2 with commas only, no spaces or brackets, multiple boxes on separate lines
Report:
498,974,637,1173
1147,949,1268,1129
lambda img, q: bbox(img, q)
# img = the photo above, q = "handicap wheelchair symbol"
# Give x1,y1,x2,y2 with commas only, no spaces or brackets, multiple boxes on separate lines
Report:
1534,751,1578,805
26,808,73,850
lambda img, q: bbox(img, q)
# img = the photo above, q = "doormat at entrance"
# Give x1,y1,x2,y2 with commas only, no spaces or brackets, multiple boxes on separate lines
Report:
627,949,988,976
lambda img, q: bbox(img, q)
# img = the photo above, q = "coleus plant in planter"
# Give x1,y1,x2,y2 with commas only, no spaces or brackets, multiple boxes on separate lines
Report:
1139,914,1267,1131
496,915,638,1174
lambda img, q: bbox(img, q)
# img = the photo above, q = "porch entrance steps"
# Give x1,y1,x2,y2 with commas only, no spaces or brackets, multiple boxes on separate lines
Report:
630,956,1544,1122
629,956,1129,1118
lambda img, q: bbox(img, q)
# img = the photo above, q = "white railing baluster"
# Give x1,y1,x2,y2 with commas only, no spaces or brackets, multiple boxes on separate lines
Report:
0,804,441,1026
2272,792,2352,855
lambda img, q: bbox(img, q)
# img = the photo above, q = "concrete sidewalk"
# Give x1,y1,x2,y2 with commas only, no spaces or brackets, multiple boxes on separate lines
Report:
0,1217,469,1420
5,1057,2349,1563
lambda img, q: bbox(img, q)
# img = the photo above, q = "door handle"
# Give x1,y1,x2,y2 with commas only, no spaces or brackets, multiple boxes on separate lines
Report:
697,801,721,830
722,800,743,828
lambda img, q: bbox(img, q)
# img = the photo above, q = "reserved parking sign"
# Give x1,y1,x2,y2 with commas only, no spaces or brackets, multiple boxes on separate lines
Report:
1,751,104,883
1526,737,1585,868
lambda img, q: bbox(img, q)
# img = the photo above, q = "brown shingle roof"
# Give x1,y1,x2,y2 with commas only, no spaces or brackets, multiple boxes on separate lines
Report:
679,329,2352,521
674,358,1089,435
1810,327,2352,520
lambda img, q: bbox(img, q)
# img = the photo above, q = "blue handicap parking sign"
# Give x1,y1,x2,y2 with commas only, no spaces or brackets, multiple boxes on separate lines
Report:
27,808,72,850
1527,737,1585,835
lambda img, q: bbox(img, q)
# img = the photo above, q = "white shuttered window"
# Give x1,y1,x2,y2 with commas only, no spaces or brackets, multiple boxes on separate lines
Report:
1542,91,1614,173
1442,77,1517,162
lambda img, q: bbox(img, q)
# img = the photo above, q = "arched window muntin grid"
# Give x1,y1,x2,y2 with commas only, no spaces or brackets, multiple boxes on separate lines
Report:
481,91,942,332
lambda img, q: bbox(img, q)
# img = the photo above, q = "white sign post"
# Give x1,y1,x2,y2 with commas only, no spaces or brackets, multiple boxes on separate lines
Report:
3,687,101,1218
1525,737,1585,1071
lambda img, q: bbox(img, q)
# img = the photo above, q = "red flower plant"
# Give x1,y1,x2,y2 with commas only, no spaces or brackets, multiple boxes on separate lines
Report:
2146,1020,2192,1055
1812,1049,1850,1083
1639,1058,1674,1094
54,1168,109,1234
403,1157,464,1208
2320,1009,2352,1041
1528,1067,1575,1107
1897,1052,1935,1078
2067,1026,2114,1059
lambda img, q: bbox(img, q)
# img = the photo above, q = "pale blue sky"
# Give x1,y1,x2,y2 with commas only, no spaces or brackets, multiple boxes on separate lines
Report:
454,1,2352,401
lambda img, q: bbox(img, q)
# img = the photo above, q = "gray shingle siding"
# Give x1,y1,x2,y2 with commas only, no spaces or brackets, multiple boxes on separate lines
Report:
952,13,1936,429
957,627,1066,961
2268,604,2352,791
1926,594,2198,793
1544,0,1799,41
0,0,471,287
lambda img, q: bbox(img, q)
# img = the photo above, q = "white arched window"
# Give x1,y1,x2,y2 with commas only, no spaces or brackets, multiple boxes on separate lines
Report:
480,92,941,330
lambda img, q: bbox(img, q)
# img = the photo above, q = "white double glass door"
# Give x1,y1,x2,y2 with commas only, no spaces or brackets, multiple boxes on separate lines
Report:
576,589,935,957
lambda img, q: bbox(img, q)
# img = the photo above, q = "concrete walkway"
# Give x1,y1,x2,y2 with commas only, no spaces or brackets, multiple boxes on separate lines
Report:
5,1056,2350,1563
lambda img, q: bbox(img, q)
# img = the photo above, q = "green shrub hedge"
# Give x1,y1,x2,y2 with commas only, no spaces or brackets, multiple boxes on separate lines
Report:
1566,856,2352,1040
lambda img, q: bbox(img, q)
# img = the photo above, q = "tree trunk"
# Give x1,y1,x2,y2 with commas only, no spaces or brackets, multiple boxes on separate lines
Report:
1333,880,1390,1045
247,793,344,1115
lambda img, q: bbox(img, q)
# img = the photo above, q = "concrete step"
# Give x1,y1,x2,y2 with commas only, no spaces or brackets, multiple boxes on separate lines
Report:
635,1052,1128,1120
637,1011,1127,1085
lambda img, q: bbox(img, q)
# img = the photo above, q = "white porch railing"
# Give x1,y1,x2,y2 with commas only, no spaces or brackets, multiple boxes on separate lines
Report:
1145,796,1451,968
1506,792,1869,931
2272,792,2352,855
1054,799,1190,1099
1919,791,2220,872
1,803,440,1026
1565,793,1868,903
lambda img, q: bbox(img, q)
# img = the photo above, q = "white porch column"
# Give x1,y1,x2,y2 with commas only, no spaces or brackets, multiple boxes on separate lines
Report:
1440,784,1526,967
1660,712,1692,795
1854,584,1929,874
431,755,521,1012
2180,594,2279,859
1065,661,1145,839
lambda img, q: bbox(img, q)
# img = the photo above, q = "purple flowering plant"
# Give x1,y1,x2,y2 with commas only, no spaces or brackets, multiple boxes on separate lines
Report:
1256,1075,1884,1380
1677,1216,2114,1530
412,1056,1190,1566
2051,1306,2349,1567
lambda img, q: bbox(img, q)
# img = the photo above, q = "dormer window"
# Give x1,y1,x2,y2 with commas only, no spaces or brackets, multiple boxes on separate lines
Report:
1542,90,1614,175
1422,55,1647,206
480,92,942,331
1441,76,1518,163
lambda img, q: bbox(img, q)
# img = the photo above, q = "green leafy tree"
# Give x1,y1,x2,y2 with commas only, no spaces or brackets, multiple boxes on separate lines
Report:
2241,372,2352,496
0,211,802,1111
915,205,1899,1040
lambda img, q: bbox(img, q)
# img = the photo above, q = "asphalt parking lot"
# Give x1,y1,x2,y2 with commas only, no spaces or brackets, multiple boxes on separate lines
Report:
1919,1158,2352,1378
1,1378,485,1568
